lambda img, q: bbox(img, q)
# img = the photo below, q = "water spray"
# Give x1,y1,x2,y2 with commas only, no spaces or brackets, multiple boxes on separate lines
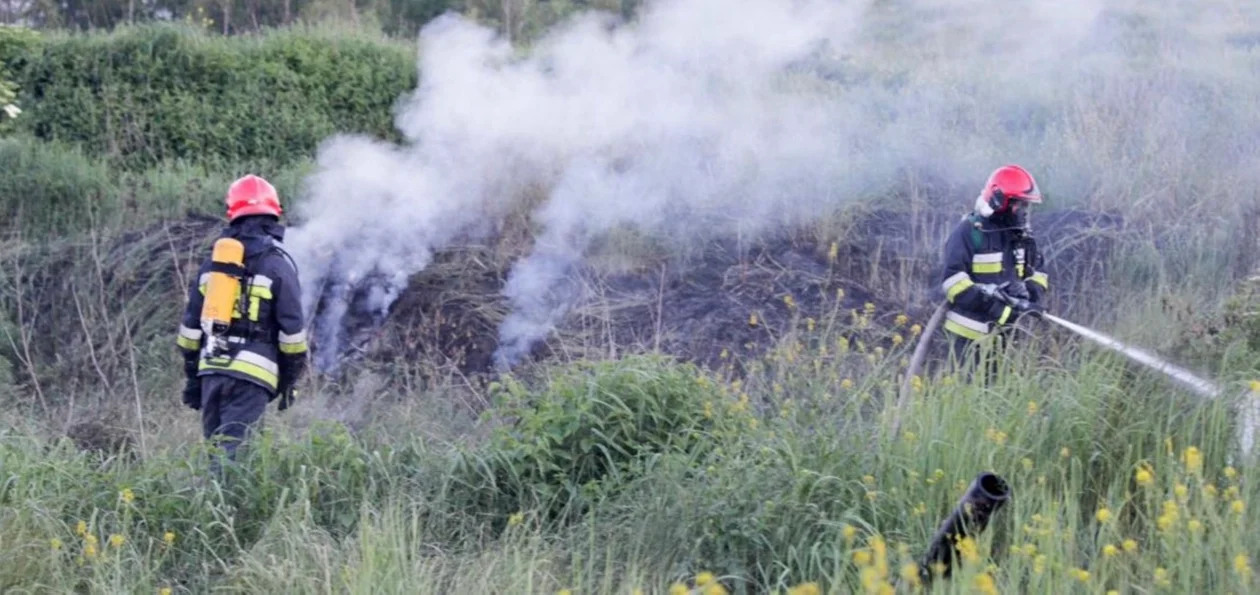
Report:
895,289,1256,461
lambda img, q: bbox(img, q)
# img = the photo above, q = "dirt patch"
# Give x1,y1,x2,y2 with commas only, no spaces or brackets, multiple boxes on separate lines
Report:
308,206,1128,383
0,203,1130,410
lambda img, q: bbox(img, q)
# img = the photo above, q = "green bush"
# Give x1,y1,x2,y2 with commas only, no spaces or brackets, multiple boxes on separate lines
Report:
455,354,746,523
0,134,315,237
14,23,417,170
0,136,115,236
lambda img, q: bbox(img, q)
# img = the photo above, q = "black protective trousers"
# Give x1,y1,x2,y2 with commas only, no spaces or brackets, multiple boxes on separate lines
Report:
948,331,1013,384
200,374,269,467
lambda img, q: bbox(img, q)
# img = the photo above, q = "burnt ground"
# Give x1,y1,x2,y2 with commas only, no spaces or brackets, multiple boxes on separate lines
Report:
306,206,1127,389
3,203,1126,422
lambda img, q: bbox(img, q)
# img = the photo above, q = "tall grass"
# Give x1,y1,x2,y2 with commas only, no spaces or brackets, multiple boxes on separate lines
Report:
2,300,1256,594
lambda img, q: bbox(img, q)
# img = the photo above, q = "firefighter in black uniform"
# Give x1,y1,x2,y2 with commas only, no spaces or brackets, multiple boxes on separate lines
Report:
939,164,1048,376
176,174,308,469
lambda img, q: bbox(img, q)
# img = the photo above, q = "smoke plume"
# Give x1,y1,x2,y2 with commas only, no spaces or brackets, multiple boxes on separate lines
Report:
284,0,1260,371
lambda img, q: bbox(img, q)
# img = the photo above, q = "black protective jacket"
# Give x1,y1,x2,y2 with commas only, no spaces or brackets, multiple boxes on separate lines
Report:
938,213,1049,341
177,216,308,396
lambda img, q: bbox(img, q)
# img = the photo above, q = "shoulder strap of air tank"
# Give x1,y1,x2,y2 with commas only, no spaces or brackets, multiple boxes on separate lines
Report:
966,214,985,250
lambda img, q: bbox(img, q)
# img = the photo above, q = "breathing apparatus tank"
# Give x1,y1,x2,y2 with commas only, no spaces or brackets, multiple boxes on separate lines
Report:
200,237,246,358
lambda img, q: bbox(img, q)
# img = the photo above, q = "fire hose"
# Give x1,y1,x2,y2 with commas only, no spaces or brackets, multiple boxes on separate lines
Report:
893,284,1243,446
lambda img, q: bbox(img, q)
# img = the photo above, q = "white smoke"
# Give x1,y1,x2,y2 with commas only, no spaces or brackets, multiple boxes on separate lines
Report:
285,0,1260,371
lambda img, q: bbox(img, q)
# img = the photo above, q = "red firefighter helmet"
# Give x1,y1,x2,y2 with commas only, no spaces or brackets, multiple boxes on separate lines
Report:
976,164,1041,217
225,174,282,221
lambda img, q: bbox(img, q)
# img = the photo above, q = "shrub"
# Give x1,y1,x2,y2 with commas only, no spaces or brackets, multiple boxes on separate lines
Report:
0,136,115,236
13,23,417,170
454,354,746,524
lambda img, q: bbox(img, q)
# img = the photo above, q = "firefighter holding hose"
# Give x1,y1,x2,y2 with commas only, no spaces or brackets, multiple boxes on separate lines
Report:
175,174,308,471
938,164,1048,374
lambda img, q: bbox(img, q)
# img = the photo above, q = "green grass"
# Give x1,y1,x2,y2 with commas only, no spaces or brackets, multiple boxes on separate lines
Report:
1,305,1257,594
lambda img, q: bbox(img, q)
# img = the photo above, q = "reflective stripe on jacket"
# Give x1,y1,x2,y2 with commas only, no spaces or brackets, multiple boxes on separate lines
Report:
939,214,1050,341
177,218,308,394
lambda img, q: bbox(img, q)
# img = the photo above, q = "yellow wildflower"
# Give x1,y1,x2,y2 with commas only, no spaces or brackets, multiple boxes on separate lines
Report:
1071,568,1090,583
1060,447,1071,458
1252,379,1260,393
1188,519,1203,533
828,242,839,262
1236,554,1253,582
1232,500,1246,515
836,288,845,300
904,431,918,443
1226,466,1239,480
50,538,62,550
894,314,909,326
1175,483,1189,502
1033,555,1046,575
749,313,759,327
508,512,525,526
891,334,904,346
853,550,873,566
1027,401,1038,416
789,582,822,595
159,588,172,595
985,428,1008,446
84,542,97,559
120,488,135,504
1154,567,1170,586
695,572,715,586
972,572,998,595
910,323,922,336
1107,591,1119,595
75,520,87,536
955,536,980,565
1135,464,1154,487
1204,484,1218,500
1095,508,1113,523
1102,544,1119,557
843,524,859,543
806,318,816,332
108,534,124,548
1157,499,1180,532
840,378,854,390
669,584,689,595
911,375,923,393
703,586,727,595
864,302,876,314
897,564,920,589
164,531,176,546
1123,539,1138,553
557,590,572,595
783,294,797,309
1181,446,1203,475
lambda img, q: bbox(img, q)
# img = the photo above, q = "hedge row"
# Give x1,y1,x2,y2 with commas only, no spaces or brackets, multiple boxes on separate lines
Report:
0,135,314,236
7,23,418,169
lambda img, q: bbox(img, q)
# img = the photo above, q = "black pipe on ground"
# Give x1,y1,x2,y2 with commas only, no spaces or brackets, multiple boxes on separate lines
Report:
918,471,1011,583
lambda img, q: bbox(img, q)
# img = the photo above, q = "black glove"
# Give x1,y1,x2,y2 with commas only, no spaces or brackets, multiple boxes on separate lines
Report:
1006,279,1031,301
1008,297,1044,320
277,385,298,411
182,377,202,410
